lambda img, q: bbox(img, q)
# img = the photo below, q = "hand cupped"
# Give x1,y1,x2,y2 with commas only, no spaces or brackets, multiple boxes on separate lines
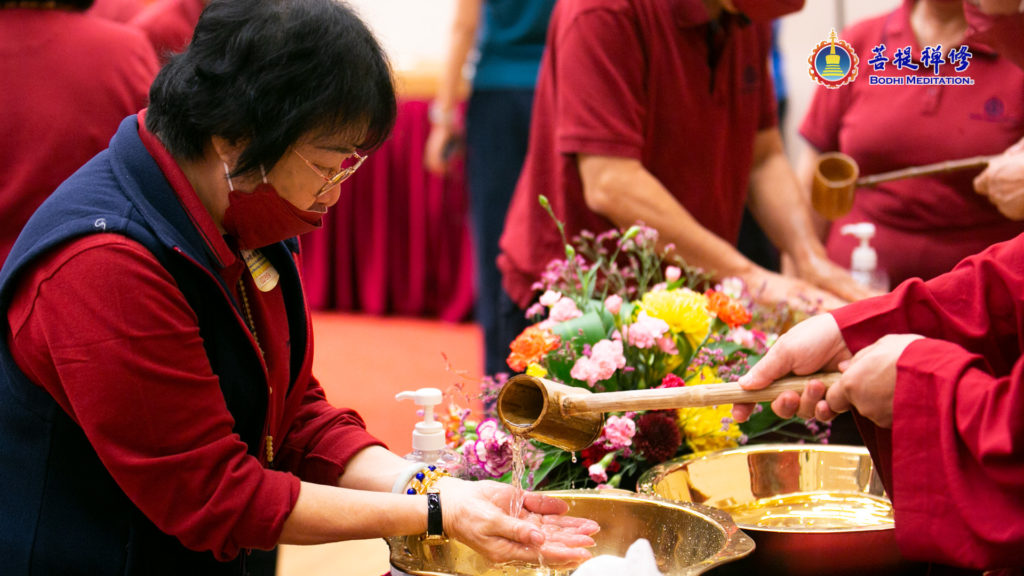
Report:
437,478,599,566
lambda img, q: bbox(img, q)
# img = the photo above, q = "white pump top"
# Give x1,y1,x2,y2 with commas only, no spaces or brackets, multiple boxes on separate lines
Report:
840,222,878,272
395,387,445,452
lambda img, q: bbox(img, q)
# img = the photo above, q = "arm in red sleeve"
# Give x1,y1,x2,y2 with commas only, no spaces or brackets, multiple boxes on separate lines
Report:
7,235,299,561
888,339,1024,569
833,235,1024,374
275,376,386,487
831,235,1024,569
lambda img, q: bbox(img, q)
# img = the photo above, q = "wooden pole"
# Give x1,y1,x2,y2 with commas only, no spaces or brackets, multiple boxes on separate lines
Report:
562,372,841,415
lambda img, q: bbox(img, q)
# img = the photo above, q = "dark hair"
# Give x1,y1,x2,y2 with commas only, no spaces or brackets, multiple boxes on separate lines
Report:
146,0,396,177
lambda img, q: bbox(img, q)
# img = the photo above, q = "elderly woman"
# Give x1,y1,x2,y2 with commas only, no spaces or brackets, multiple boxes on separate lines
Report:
0,0,597,574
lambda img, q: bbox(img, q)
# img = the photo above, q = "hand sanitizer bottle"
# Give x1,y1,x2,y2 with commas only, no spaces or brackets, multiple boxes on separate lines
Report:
395,388,463,476
841,222,890,292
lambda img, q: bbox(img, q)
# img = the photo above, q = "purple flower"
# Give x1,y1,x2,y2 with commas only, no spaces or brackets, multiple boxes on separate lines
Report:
461,418,514,478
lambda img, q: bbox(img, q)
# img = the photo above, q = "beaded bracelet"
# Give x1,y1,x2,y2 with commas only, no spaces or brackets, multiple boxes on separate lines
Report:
404,465,450,495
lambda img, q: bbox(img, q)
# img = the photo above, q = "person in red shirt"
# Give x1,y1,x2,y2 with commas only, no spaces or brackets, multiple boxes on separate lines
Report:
798,0,1024,287
0,0,159,269
0,0,598,573
495,0,874,369
732,237,1024,571
968,0,1024,219
89,0,206,61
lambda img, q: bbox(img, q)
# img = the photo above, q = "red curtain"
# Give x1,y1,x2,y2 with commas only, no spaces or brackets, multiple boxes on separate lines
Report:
300,98,475,322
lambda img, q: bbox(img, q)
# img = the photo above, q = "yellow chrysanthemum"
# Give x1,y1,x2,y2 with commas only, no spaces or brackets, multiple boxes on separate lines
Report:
676,368,740,453
686,365,720,386
641,288,711,345
677,404,742,454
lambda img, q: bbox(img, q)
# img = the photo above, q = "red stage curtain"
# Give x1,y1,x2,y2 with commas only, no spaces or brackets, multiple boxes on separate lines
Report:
300,98,475,322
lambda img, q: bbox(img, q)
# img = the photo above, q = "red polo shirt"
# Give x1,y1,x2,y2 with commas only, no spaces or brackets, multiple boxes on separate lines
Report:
3,114,384,560
801,0,1024,286
498,0,777,308
0,8,158,268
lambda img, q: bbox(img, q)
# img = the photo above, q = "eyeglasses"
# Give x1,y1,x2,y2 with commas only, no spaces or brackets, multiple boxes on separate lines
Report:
294,149,367,197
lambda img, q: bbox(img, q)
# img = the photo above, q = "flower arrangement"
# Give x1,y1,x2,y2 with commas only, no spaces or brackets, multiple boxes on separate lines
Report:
442,196,827,491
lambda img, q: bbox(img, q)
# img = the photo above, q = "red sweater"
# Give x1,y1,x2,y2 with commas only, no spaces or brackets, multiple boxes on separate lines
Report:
4,117,384,559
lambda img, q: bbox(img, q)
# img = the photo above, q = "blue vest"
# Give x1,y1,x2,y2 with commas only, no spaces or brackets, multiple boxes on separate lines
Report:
0,116,304,575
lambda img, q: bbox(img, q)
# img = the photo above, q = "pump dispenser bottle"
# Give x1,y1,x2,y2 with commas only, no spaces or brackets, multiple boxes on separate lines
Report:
395,388,463,475
841,222,890,292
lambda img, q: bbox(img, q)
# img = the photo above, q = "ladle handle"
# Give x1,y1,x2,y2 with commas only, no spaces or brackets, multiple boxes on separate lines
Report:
856,155,994,188
562,372,840,415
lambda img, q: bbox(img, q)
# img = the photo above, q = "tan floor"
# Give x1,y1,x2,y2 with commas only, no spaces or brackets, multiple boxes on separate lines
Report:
278,540,391,576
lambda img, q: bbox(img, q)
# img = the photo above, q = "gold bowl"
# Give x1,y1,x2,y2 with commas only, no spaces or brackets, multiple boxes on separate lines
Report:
637,444,921,575
388,489,754,575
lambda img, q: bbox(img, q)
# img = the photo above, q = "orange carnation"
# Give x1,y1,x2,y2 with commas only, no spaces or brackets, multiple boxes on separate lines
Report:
506,325,560,372
705,290,752,329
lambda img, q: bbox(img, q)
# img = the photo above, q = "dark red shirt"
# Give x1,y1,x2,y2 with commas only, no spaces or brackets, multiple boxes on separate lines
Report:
801,0,1024,285
0,8,158,267
498,0,777,308
833,235,1024,569
4,116,384,560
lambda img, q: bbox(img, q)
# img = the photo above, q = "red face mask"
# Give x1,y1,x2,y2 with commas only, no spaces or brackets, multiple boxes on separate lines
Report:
221,168,322,250
731,0,805,21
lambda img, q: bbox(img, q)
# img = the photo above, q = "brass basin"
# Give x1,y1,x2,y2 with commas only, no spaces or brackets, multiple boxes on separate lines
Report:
388,489,754,575
637,444,922,576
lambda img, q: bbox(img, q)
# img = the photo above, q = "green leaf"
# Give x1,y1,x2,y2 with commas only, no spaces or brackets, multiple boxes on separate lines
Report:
550,311,610,348
527,449,571,489
738,403,787,437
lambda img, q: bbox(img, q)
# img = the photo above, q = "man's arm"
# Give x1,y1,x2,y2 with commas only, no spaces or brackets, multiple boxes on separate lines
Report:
577,153,848,309
747,128,876,302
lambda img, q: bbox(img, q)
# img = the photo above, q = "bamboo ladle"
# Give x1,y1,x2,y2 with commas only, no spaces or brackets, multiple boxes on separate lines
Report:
496,372,840,452
812,152,995,220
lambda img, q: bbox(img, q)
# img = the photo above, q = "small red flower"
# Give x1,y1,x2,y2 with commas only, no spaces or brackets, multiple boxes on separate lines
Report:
660,373,686,388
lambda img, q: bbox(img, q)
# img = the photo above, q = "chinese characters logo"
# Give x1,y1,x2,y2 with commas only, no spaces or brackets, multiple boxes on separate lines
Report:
866,42,974,85
808,29,859,89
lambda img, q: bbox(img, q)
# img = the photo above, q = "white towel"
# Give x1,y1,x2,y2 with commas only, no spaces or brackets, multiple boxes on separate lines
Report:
572,538,665,576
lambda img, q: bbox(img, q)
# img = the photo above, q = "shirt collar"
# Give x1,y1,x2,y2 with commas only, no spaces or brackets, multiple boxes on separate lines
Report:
887,0,997,57
672,0,712,28
136,109,237,269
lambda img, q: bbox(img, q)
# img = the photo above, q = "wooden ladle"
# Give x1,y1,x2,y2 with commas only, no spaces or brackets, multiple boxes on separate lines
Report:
812,152,995,220
496,372,840,451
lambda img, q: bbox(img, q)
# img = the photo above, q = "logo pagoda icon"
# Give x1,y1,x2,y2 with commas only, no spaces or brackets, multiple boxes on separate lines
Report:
809,28,859,89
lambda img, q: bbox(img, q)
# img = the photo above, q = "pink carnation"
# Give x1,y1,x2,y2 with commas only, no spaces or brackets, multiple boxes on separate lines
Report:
588,463,608,484
602,415,636,449
626,311,669,349
549,296,583,323
665,266,682,283
461,418,514,478
524,302,546,318
539,290,562,307
656,335,678,354
604,294,623,316
570,339,626,387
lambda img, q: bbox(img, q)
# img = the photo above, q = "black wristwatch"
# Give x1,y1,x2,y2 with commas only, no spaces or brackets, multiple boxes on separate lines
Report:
422,491,447,544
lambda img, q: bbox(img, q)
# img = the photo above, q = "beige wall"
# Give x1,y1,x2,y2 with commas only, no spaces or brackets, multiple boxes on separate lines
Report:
350,0,903,159
778,0,900,159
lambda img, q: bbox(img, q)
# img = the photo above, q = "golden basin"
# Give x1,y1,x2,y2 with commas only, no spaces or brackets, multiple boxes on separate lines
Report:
636,444,922,575
387,489,754,575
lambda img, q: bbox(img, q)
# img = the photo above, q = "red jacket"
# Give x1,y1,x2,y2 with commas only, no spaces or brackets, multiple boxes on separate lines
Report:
834,235,1024,570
